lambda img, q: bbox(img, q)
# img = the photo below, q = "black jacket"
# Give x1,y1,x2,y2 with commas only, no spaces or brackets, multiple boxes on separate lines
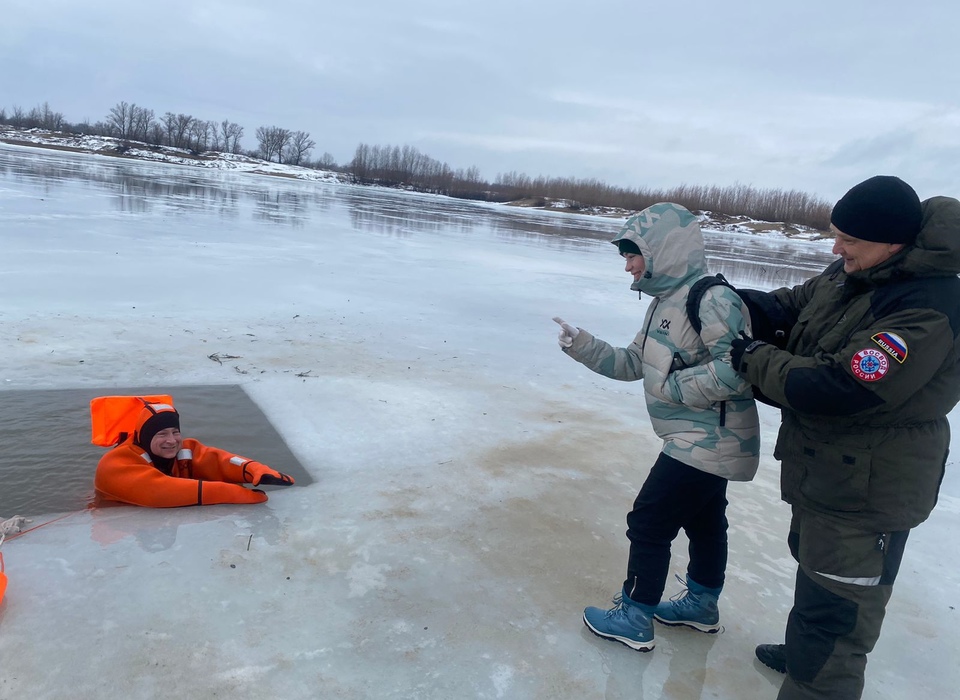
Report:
741,197,960,530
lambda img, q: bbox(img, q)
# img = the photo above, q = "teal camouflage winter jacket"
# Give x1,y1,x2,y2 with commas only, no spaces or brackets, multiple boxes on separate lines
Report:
564,203,760,481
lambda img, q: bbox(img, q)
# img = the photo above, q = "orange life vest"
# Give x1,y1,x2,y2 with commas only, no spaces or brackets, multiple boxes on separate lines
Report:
90,395,173,446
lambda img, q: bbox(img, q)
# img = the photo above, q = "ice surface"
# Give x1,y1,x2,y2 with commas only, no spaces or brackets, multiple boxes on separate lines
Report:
0,145,956,699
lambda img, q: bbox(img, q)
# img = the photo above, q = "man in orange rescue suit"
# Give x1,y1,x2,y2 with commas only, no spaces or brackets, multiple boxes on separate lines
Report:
730,176,960,699
95,401,294,507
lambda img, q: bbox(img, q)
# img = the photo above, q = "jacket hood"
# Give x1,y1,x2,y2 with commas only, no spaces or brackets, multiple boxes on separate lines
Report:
610,203,707,297
900,196,960,277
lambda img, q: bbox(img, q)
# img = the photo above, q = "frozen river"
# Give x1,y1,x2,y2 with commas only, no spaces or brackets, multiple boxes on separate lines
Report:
0,145,956,699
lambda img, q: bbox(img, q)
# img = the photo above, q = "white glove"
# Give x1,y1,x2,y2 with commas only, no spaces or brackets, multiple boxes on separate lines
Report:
553,316,580,348
0,515,29,536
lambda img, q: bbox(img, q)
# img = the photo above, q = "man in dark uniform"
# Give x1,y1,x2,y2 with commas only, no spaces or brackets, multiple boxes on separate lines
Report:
730,176,960,699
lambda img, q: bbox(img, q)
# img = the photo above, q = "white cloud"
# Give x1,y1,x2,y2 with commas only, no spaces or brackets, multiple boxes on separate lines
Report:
2,0,958,199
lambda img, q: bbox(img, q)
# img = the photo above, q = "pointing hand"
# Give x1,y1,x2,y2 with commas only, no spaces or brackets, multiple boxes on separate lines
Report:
553,316,580,348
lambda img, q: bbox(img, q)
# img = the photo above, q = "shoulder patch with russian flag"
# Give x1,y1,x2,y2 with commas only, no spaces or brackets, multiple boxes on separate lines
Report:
871,332,908,364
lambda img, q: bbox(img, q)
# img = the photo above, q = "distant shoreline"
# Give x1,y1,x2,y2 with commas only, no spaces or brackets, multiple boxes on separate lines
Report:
0,129,827,241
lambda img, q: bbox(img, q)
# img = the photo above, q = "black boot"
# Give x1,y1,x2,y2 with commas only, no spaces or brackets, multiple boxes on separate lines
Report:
755,644,786,673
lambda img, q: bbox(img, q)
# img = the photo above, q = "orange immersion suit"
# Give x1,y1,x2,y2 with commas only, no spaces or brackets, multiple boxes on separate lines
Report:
94,403,293,508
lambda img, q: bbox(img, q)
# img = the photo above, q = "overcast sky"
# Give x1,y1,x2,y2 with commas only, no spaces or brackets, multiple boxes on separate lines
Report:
2,0,958,202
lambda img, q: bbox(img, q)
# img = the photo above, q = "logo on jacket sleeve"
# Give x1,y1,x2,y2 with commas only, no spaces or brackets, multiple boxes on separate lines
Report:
851,348,889,382
871,331,908,363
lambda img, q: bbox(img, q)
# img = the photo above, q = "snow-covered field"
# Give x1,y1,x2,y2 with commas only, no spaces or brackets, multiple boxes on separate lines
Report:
0,144,956,699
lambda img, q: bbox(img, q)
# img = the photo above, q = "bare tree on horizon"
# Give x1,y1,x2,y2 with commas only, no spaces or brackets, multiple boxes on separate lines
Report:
285,130,315,166
161,112,195,150
255,126,293,163
220,119,244,154
107,102,154,141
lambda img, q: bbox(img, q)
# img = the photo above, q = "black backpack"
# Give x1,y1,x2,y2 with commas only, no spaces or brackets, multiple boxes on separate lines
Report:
685,273,792,350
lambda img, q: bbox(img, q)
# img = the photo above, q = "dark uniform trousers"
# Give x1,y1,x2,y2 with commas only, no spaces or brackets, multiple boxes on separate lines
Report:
778,507,909,700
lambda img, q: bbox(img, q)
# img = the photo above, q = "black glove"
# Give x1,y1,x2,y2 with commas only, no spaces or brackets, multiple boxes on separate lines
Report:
257,473,294,486
730,332,768,373
242,461,296,486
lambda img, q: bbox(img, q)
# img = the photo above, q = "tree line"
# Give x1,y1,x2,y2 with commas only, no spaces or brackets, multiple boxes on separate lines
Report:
348,145,830,230
493,173,832,231
0,101,334,167
0,100,832,230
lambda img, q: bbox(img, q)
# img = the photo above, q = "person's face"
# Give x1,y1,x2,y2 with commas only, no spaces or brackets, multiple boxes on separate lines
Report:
622,252,646,282
150,427,182,459
831,226,904,274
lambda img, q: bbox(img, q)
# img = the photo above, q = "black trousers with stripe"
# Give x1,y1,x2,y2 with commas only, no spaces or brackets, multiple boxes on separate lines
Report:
778,507,909,700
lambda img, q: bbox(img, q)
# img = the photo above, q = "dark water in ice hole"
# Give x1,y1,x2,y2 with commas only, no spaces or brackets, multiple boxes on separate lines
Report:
0,385,311,518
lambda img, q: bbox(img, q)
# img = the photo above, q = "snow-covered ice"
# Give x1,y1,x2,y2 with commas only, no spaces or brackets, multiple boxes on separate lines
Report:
0,144,957,699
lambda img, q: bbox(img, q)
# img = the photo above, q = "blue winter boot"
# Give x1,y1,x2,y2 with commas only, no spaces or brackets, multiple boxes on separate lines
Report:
653,574,722,633
582,588,656,652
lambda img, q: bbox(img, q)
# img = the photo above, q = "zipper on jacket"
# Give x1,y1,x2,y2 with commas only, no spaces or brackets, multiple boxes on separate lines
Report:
640,298,660,356
719,400,727,427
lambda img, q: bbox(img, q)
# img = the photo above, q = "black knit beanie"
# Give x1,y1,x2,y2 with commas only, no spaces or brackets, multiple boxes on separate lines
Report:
830,175,922,244
617,238,641,256
136,409,181,450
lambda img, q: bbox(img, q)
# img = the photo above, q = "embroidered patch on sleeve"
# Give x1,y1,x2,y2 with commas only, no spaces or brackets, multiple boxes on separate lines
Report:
851,348,889,382
871,332,908,363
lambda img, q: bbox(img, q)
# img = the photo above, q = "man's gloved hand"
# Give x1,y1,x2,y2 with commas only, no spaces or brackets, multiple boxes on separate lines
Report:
552,316,580,348
242,461,295,486
731,332,769,373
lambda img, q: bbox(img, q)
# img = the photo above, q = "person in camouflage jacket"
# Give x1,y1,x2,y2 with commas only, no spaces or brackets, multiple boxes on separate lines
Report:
555,202,759,652
731,176,960,699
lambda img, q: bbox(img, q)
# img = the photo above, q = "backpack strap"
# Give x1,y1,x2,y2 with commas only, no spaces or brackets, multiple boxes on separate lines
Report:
686,273,735,335
688,274,794,349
